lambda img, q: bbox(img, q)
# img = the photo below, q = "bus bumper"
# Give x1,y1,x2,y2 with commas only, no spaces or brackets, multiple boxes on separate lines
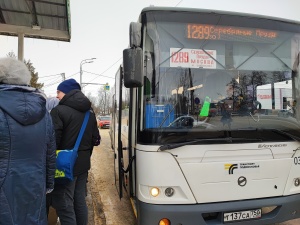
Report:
137,194,300,225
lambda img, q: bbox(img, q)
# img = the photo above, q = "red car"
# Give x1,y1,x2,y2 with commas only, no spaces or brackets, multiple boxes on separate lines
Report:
98,116,111,129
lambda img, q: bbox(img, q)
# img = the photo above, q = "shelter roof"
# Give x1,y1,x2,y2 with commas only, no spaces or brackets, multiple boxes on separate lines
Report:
0,0,71,42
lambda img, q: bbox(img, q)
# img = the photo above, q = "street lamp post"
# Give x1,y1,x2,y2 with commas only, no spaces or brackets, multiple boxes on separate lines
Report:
80,58,96,87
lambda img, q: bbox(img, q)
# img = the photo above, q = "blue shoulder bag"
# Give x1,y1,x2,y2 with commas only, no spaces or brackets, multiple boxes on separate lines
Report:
55,110,90,182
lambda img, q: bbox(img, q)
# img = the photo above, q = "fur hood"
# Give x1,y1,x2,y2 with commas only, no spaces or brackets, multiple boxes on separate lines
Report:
0,57,31,85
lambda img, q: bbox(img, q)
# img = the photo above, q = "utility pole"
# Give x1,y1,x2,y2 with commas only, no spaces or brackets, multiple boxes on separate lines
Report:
61,73,65,81
104,91,106,115
104,83,110,115
79,58,96,87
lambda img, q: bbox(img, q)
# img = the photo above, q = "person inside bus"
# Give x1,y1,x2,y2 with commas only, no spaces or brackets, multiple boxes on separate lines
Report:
219,83,234,128
252,97,262,114
220,101,233,128
49,78,100,225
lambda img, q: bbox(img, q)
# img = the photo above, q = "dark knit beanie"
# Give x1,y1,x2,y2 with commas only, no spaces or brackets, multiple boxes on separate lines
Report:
57,78,81,94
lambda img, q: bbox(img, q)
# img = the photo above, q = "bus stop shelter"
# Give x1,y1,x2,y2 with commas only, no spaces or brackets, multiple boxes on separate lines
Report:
0,0,71,60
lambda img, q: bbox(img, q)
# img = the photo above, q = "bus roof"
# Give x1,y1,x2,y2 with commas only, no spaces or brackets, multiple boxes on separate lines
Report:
141,6,300,25
257,81,292,90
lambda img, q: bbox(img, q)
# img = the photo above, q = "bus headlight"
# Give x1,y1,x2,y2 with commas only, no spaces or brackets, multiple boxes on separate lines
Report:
294,178,300,187
159,218,170,225
150,187,160,197
165,187,175,197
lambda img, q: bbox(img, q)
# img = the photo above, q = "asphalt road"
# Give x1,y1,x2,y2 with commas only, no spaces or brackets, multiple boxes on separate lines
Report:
49,128,300,225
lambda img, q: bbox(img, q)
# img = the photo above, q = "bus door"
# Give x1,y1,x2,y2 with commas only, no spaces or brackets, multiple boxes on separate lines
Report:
113,66,124,199
114,66,133,199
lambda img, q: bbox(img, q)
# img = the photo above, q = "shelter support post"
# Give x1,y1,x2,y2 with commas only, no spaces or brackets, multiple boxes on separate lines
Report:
18,33,24,61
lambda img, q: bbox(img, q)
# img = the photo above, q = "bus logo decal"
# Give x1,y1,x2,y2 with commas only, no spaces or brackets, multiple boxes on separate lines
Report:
225,164,238,174
225,162,260,175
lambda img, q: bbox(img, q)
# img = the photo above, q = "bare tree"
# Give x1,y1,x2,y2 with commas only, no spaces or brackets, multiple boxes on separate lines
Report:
97,86,112,115
85,92,100,116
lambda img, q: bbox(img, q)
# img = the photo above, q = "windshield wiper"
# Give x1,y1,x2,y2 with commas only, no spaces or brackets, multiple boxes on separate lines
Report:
158,137,263,151
159,102,178,128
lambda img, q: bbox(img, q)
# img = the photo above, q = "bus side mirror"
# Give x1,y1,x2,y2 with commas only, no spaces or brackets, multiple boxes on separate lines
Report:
123,47,143,88
130,22,142,48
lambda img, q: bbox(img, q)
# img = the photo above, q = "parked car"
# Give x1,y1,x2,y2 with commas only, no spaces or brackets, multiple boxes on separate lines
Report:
98,115,111,129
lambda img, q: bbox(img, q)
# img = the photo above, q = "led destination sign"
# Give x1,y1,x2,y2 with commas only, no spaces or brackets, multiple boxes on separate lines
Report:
186,24,278,41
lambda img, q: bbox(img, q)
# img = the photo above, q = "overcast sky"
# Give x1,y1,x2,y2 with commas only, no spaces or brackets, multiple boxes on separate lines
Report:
0,0,299,97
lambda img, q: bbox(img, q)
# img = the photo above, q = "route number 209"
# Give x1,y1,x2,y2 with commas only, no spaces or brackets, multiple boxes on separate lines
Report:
294,157,300,165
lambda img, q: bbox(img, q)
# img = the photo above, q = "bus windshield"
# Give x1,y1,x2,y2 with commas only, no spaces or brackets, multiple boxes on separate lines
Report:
140,10,300,144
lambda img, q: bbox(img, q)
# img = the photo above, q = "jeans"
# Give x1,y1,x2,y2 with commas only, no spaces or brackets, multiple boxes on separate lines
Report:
48,172,88,225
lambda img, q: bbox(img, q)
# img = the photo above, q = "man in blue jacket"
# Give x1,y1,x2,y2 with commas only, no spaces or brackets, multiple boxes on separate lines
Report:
50,78,100,225
0,57,56,225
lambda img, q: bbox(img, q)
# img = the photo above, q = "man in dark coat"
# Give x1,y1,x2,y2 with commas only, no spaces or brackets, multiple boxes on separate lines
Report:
50,78,100,225
0,57,56,225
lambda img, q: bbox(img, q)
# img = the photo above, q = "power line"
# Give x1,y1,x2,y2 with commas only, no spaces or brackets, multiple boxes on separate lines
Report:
39,73,64,78
41,56,121,89
82,70,115,79
43,72,79,88
84,57,121,85
43,77,63,88
66,72,78,79
175,0,183,6
73,1,182,88
39,76,61,83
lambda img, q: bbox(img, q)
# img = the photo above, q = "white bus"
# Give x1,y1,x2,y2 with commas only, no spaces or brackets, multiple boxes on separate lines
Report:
257,80,292,110
110,6,300,225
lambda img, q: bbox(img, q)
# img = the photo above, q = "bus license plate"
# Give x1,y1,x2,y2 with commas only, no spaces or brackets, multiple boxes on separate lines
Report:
223,209,261,222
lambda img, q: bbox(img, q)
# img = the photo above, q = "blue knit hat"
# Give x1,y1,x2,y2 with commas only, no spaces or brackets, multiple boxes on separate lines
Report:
57,78,81,94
